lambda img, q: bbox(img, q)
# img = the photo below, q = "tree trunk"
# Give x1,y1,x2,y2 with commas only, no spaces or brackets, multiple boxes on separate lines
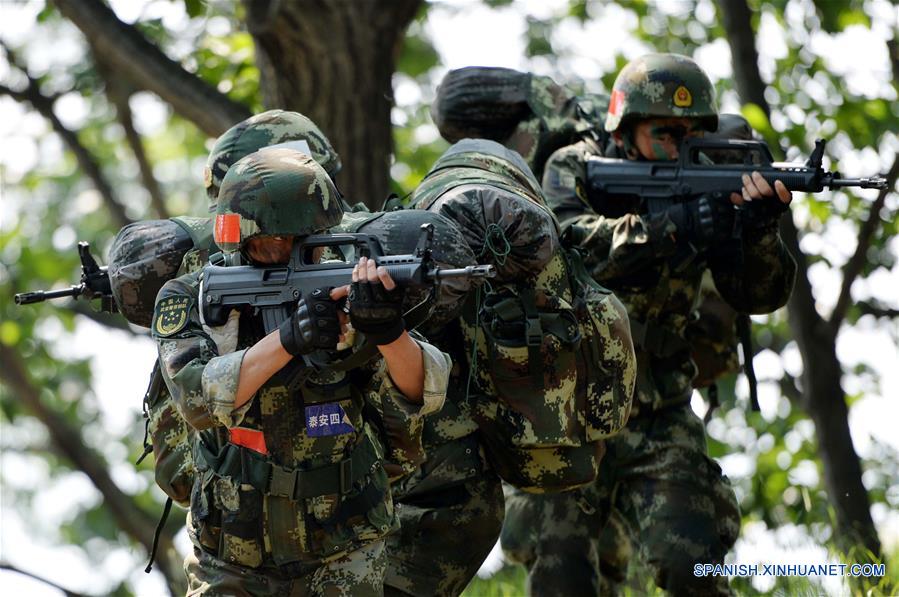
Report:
715,0,881,559
246,0,423,209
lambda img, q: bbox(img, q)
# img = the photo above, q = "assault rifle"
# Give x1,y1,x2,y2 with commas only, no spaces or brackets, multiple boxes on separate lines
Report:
200,223,495,333
586,137,887,212
15,241,116,312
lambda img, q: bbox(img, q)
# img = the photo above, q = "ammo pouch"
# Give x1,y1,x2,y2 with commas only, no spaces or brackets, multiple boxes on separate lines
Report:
191,434,389,569
194,435,376,501
463,250,634,493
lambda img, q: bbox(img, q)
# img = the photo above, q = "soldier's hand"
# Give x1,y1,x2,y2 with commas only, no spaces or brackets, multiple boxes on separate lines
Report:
345,256,406,346
729,171,792,206
733,171,792,230
278,288,341,355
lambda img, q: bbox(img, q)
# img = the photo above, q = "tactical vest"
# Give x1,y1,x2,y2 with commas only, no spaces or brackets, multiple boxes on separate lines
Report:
410,140,635,493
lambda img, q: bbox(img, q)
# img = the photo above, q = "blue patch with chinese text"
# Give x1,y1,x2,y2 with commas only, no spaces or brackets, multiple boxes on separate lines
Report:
304,403,354,437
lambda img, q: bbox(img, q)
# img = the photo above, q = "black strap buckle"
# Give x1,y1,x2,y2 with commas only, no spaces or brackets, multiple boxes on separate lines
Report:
268,464,297,499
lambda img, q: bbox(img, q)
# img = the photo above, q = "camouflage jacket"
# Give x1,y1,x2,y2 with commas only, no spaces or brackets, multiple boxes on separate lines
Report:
152,270,449,568
543,139,796,413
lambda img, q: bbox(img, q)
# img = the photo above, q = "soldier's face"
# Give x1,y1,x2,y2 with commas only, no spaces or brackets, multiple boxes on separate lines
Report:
245,236,295,264
630,117,706,161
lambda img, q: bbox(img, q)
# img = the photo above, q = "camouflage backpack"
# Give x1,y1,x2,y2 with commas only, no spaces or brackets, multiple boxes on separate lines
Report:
410,140,636,493
432,66,609,180
109,216,215,508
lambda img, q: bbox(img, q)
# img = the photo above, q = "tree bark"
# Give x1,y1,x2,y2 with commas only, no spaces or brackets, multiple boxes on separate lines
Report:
0,344,184,596
51,0,251,137
246,0,423,208
715,0,882,559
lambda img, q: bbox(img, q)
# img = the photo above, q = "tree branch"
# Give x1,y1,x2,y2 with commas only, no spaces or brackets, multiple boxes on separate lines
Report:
856,300,899,320
716,0,882,561
51,0,251,137
0,343,183,595
716,0,770,116
0,562,88,597
95,54,171,219
0,47,132,230
829,157,899,331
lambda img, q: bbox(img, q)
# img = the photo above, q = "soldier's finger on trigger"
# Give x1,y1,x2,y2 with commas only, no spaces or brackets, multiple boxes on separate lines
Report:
730,192,744,206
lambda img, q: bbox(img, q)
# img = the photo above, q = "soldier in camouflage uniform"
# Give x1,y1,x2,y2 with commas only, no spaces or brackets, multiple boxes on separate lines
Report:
152,148,450,595
109,110,348,514
502,54,797,595
385,139,634,596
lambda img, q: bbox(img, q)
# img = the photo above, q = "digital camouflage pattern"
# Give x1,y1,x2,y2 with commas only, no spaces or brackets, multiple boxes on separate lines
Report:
411,139,635,493
205,109,342,211
108,216,213,328
604,53,718,133
153,151,451,584
385,438,504,597
431,67,608,180
504,75,608,181
184,537,388,596
153,265,449,573
409,138,560,283
214,148,343,253
461,248,634,492
332,209,479,335
503,403,741,596
688,273,740,389
114,112,343,521
504,57,796,593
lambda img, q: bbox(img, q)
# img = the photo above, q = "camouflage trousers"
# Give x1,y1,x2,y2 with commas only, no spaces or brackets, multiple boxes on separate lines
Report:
184,539,387,596
502,402,740,596
385,436,505,597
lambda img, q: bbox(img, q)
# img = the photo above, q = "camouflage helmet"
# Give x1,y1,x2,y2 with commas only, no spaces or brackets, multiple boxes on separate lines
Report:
604,53,718,133
214,148,343,253
205,109,342,211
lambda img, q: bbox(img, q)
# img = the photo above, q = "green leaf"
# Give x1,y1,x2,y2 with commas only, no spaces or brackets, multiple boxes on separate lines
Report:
184,0,205,19
397,33,439,79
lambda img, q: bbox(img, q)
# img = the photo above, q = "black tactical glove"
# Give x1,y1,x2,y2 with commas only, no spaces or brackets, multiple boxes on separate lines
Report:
666,195,736,247
739,197,790,232
348,280,406,346
278,287,340,356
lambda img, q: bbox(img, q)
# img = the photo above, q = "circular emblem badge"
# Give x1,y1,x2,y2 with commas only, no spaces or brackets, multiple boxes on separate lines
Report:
673,85,693,108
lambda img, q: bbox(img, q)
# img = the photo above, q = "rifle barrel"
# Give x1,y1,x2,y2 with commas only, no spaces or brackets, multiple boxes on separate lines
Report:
830,177,888,190
14,285,83,305
435,265,496,280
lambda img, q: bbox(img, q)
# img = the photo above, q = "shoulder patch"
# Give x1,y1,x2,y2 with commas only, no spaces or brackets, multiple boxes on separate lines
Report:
153,296,193,337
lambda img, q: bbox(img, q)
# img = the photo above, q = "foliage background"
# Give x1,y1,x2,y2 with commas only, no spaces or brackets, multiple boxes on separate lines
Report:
1,0,897,595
